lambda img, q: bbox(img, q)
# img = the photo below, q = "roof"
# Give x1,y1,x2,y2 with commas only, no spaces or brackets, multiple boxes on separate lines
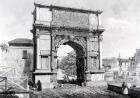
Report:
8,38,33,47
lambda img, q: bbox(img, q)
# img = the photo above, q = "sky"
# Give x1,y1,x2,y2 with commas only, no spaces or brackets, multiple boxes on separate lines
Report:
0,0,140,58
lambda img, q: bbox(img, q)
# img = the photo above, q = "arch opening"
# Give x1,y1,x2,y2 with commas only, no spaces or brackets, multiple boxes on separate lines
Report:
57,41,85,85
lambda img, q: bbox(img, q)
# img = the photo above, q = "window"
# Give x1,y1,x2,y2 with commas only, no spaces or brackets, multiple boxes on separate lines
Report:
39,55,50,71
131,72,136,76
139,73,140,76
22,50,27,59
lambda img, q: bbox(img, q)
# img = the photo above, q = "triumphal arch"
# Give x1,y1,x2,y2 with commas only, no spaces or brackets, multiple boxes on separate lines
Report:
31,3,105,89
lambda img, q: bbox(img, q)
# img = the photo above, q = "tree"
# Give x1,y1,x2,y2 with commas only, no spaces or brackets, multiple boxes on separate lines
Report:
59,51,76,76
0,43,9,52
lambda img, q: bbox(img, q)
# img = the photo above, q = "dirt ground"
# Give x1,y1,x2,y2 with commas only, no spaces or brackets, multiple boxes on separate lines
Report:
35,84,130,98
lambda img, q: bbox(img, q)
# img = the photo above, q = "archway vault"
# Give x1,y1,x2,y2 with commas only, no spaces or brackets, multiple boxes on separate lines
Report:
56,39,86,85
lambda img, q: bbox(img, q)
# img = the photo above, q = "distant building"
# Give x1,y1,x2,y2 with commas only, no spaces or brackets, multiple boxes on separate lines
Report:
102,57,120,81
103,57,131,81
0,38,33,79
118,57,130,73
103,56,131,72
128,49,140,72
102,57,119,72
0,38,33,93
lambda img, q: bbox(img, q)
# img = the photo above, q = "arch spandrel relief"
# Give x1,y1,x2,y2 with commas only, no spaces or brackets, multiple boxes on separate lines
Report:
53,35,86,51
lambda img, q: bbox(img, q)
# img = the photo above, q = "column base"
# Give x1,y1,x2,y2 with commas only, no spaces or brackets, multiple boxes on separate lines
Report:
33,70,57,89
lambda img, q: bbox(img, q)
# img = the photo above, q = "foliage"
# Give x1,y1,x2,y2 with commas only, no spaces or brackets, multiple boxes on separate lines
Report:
59,51,76,76
0,43,9,52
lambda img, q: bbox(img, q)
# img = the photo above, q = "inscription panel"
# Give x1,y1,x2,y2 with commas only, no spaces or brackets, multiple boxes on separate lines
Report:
52,10,89,28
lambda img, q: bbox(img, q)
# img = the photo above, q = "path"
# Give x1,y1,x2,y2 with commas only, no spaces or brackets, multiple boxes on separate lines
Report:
35,84,130,98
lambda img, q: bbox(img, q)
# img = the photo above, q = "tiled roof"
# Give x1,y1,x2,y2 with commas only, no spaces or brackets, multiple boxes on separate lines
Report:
8,38,33,47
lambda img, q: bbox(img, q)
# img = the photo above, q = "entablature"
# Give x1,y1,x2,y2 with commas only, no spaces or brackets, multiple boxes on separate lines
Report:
32,24,104,36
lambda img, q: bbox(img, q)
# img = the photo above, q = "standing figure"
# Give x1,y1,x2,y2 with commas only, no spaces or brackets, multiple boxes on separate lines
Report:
122,82,128,95
37,80,42,91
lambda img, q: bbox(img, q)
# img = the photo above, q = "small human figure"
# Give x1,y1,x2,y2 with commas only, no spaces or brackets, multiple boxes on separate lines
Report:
33,82,37,91
122,82,128,95
37,80,42,91
122,82,125,88
28,80,38,90
28,80,34,90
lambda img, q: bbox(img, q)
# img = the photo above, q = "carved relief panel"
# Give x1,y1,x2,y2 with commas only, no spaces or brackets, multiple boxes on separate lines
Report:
87,36,99,71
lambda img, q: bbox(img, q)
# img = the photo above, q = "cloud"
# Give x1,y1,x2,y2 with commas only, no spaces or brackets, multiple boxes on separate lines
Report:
103,16,140,58
0,0,34,43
